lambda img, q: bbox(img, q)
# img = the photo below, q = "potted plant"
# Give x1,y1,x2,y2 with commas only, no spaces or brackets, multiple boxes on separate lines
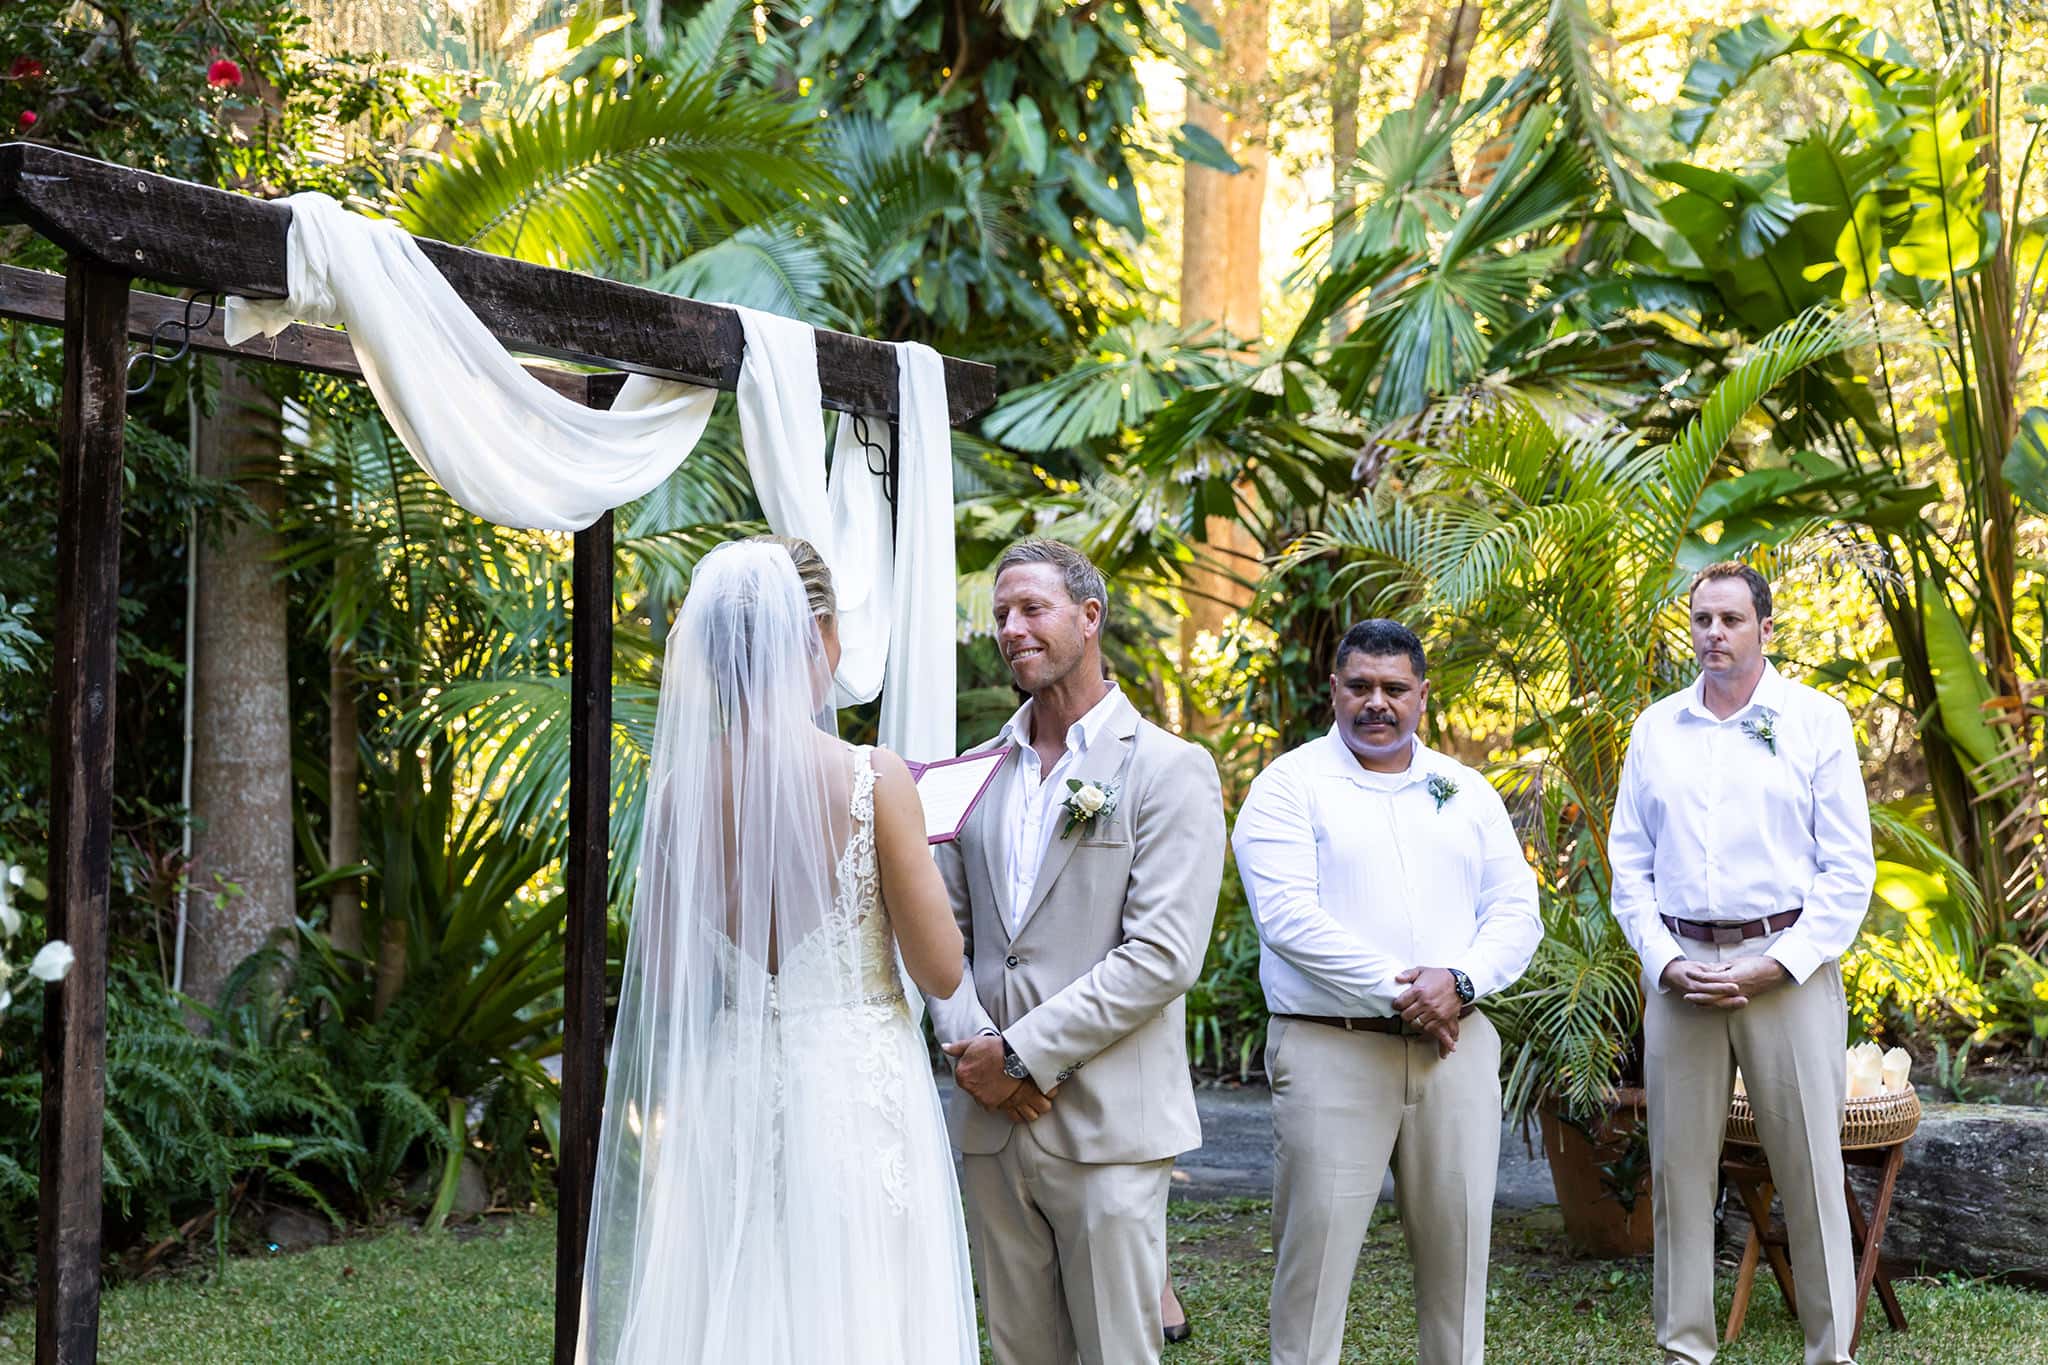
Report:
1490,880,1650,1256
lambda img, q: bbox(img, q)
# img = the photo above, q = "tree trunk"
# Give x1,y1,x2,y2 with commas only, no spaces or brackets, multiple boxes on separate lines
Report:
373,743,419,1016
1178,0,1270,737
326,639,362,959
183,361,295,1019
1416,0,1483,108
1180,0,1268,347
1327,0,1367,344
1331,0,1365,217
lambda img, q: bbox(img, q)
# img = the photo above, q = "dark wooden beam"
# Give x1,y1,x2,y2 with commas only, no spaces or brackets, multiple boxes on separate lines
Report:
0,145,999,424
37,258,127,1365
555,510,613,1365
0,263,593,401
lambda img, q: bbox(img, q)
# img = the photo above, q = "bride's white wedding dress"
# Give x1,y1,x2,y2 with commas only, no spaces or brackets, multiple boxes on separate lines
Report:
577,543,980,1365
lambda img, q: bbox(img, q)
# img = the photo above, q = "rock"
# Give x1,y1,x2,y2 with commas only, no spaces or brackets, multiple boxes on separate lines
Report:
262,1208,335,1252
404,1155,491,1220
1719,1102,2048,1287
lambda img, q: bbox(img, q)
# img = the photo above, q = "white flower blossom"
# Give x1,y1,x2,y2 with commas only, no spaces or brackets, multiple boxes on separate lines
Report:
1074,784,1107,816
0,900,19,940
29,940,73,983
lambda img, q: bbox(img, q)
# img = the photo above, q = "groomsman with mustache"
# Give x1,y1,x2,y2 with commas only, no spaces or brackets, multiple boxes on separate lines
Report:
1232,619,1541,1365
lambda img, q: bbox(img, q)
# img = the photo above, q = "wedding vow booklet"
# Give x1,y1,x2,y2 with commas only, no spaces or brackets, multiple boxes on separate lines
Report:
906,750,1008,844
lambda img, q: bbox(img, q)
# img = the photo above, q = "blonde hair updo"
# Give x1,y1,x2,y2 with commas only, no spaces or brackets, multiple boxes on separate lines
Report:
744,534,837,621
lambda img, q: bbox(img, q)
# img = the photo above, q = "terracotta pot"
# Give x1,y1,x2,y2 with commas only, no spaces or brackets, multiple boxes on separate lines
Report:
1539,1087,1655,1257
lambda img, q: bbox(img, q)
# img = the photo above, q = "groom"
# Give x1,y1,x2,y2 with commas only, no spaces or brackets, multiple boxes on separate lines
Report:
929,538,1225,1365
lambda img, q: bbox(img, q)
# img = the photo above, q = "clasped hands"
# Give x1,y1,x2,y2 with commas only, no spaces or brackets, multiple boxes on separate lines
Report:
1661,956,1790,1010
943,1035,1060,1124
1393,966,1462,1058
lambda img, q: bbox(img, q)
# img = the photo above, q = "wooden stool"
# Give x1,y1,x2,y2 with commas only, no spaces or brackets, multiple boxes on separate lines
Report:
1719,1140,1909,1352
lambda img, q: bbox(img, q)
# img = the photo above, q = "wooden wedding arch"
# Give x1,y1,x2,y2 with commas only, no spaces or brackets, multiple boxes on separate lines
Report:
0,143,998,1365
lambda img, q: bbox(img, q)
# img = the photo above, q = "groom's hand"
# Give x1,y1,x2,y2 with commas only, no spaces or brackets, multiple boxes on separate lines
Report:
999,1081,1059,1124
943,1036,1023,1110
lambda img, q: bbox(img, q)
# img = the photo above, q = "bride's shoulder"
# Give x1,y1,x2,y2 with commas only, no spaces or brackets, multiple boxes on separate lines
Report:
865,745,912,783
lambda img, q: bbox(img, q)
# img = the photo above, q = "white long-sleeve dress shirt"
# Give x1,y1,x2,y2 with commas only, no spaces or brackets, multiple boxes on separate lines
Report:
1232,730,1541,1018
1607,662,1876,990
993,684,1128,932
924,684,1129,1042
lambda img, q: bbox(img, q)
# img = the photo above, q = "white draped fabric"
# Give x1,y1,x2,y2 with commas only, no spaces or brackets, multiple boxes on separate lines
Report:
223,193,718,532
225,192,957,760
732,309,957,760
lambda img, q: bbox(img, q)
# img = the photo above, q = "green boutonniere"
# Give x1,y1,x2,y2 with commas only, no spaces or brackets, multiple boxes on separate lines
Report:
1742,710,1778,755
1426,773,1459,811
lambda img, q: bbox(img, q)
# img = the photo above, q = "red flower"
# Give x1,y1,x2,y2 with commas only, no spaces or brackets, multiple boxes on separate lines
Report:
17,110,36,129
9,57,45,81
207,58,243,89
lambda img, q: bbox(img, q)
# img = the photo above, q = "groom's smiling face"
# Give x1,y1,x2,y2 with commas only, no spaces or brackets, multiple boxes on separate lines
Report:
994,562,1098,696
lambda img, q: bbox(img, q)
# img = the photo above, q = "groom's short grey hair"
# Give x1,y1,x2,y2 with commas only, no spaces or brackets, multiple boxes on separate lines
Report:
995,538,1109,628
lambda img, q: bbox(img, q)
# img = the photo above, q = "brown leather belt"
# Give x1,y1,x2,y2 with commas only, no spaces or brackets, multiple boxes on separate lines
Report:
1660,907,1802,945
1273,1006,1476,1036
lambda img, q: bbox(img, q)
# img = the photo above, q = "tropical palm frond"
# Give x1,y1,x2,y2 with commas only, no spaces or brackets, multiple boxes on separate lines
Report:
814,116,1024,330
390,74,837,274
1317,97,1470,270
1321,107,1594,419
1638,306,1877,569
646,219,843,325
668,0,754,81
981,322,1243,452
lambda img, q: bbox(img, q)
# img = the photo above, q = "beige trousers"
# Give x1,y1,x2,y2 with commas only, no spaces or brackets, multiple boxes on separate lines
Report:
1267,1011,1502,1365
959,1124,1173,1365
1644,936,1856,1365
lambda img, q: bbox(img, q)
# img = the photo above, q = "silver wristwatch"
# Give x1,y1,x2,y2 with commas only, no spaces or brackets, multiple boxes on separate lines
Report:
1449,967,1476,1006
999,1035,1031,1081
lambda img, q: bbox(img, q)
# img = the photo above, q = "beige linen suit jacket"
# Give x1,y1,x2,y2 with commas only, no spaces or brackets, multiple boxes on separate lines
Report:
932,691,1225,1164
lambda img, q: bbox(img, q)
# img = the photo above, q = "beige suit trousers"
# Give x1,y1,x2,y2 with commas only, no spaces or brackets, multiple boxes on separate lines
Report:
959,1123,1173,1365
1644,936,1856,1365
1267,1011,1502,1365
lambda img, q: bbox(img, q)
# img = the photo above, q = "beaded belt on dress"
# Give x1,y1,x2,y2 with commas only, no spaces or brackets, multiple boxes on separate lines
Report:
724,984,907,1014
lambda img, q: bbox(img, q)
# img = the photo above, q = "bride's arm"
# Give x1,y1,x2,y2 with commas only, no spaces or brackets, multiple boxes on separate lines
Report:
871,749,966,999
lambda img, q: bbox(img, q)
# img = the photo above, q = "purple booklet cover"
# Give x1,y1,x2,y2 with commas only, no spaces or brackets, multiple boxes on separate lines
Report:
905,749,1008,844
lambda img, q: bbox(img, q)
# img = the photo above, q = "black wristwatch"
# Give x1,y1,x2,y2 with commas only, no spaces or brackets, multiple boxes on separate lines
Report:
999,1035,1032,1081
1449,967,1476,1006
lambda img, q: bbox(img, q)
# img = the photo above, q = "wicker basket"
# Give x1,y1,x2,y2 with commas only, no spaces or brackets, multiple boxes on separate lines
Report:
1725,1087,1922,1150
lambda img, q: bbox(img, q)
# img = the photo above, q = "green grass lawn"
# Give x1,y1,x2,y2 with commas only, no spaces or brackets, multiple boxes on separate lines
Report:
4,1201,2045,1363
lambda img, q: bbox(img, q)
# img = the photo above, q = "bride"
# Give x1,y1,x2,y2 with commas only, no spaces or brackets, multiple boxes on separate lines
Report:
578,536,978,1363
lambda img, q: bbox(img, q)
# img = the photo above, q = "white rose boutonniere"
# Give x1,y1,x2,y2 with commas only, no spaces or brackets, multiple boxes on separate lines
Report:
1742,709,1778,755
1060,778,1120,839
1426,773,1459,812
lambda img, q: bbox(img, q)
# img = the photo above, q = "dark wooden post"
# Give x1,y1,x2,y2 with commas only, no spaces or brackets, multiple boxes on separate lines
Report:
37,259,130,1365
555,510,614,1365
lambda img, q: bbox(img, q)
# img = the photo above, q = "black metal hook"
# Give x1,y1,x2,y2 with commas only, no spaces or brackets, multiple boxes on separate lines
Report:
851,411,899,520
125,290,220,396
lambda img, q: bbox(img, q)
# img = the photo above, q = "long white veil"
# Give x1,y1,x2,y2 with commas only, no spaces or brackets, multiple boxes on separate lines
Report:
578,540,884,1361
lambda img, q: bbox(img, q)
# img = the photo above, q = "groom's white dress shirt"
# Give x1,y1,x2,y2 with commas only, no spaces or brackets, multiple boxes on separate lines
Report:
1608,661,1875,991
993,684,1126,932
1232,731,1540,1019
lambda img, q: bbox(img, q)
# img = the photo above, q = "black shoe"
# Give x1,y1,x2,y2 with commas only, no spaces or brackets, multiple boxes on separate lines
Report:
1163,1320,1192,1346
